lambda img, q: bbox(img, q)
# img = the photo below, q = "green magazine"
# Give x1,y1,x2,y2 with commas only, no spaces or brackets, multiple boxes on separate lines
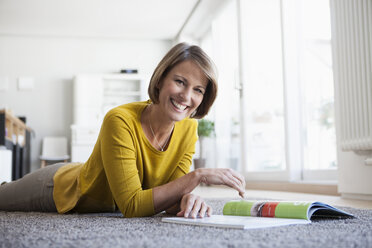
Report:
223,200,354,220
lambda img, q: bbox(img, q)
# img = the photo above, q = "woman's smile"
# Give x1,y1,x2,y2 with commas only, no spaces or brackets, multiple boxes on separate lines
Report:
170,98,188,112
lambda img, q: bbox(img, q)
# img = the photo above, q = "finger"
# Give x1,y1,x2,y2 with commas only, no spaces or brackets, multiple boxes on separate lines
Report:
190,197,203,218
199,202,207,218
228,173,244,193
227,169,245,189
231,170,246,193
184,195,196,217
177,210,185,217
239,191,245,199
230,169,246,190
225,170,245,195
222,174,243,195
206,206,213,217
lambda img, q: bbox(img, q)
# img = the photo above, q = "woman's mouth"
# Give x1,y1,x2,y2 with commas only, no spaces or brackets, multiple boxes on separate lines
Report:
171,99,188,111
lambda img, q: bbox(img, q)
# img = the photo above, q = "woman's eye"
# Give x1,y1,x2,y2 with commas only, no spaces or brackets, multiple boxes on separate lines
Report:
195,88,204,95
175,79,184,85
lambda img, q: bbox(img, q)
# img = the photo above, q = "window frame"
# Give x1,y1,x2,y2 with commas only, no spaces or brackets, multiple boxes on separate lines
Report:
237,0,337,182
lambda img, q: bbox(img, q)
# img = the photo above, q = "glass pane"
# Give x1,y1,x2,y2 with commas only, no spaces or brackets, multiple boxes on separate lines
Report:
241,0,286,171
300,0,337,170
205,0,241,171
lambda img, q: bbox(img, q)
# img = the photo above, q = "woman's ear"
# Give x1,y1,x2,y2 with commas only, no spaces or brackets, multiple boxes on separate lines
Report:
156,80,163,91
154,81,162,101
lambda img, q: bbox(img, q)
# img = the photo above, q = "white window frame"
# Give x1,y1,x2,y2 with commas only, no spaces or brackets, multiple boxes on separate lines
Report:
237,0,337,183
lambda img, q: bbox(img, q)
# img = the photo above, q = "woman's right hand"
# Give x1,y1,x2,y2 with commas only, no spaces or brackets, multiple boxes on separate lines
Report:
176,193,212,218
195,168,246,198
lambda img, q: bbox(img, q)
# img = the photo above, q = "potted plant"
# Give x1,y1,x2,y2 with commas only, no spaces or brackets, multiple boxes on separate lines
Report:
194,119,215,169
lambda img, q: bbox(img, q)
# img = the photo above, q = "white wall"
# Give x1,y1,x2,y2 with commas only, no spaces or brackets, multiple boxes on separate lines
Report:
0,35,171,171
337,147,372,199
330,0,372,199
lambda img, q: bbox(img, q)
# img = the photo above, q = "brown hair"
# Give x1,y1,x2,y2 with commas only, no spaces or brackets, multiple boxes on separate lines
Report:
148,42,218,119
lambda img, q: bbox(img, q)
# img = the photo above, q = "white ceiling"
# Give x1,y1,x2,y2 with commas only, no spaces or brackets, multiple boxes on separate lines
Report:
0,0,206,40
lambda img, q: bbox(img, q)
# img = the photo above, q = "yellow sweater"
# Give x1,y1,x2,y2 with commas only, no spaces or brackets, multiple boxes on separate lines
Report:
53,100,197,217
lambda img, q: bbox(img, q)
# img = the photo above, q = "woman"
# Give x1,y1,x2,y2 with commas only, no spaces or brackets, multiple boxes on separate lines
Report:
0,43,246,218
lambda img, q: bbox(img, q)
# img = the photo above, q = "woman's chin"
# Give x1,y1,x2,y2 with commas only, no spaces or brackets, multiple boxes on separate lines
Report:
168,112,189,122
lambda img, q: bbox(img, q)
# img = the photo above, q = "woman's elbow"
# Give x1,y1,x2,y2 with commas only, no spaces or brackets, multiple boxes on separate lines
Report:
119,200,154,218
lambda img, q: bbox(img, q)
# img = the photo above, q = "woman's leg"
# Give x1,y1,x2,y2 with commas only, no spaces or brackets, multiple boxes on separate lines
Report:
0,162,66,212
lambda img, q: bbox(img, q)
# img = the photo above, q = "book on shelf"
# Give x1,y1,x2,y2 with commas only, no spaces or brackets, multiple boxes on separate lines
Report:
161,200,354,230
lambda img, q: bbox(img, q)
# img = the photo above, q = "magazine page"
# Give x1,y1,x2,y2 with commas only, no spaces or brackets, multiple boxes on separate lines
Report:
161,215,311,230
308,202,354,218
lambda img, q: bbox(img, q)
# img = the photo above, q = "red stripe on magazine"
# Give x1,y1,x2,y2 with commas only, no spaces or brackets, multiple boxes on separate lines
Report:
261,202,280,217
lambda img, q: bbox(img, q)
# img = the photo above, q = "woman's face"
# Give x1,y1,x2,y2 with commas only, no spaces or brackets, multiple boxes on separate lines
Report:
157,60,208,122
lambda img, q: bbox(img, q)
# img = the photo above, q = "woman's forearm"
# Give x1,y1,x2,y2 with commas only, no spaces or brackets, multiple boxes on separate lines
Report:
152,170,202,213
152,167,246,215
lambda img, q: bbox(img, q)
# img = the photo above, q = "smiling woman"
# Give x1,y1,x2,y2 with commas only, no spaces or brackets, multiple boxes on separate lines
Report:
148,43,218,119
150,60,207,123
142,61,207,152
0,42,246,218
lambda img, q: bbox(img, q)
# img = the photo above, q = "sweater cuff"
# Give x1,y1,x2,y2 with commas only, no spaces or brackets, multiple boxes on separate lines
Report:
139,188,155,217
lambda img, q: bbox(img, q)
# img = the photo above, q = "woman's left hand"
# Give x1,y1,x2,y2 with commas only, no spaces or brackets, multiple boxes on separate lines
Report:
176,193,212,218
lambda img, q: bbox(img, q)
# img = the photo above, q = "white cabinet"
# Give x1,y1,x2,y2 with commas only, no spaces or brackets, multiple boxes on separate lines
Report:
73,75,103,126
71,74,148,163
71,125,99,163
0,149,12,182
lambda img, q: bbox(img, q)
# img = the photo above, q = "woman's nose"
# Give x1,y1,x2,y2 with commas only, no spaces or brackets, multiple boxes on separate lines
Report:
179,88,192,101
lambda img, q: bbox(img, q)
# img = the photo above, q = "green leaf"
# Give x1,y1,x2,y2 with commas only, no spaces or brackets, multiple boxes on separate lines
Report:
197,119,215,137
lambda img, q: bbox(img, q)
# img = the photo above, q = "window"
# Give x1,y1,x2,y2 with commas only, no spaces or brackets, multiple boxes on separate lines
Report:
240,0,286,173
197,0,336,182
242,0,336,181
298,0,336,172
199,0,241,171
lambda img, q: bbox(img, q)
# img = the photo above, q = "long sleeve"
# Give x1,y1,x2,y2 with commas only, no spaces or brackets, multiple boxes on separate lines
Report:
100,114,154,217
168,141,195,182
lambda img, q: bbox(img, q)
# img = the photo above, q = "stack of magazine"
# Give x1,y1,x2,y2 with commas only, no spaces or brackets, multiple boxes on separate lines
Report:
162,200,354,229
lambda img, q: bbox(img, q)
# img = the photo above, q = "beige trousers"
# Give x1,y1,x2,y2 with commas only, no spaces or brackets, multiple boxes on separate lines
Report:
0,162,66,212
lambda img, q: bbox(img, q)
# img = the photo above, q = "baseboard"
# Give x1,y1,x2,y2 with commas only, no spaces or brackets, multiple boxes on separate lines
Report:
341,193,372,201
245,181,339,196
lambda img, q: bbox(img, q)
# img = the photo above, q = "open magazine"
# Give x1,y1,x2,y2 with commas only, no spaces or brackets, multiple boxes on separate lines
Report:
223,200,354,220
161,200,354,229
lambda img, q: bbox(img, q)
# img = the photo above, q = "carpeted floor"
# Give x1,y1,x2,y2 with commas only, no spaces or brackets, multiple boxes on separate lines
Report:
1,198,371,248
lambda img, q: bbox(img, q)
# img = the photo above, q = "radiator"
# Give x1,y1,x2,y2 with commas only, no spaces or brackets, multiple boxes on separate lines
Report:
330,0,372,151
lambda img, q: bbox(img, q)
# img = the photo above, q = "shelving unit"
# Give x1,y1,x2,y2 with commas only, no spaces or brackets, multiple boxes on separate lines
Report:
71,74,148,163
0,109,26,146
0,109,32,180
